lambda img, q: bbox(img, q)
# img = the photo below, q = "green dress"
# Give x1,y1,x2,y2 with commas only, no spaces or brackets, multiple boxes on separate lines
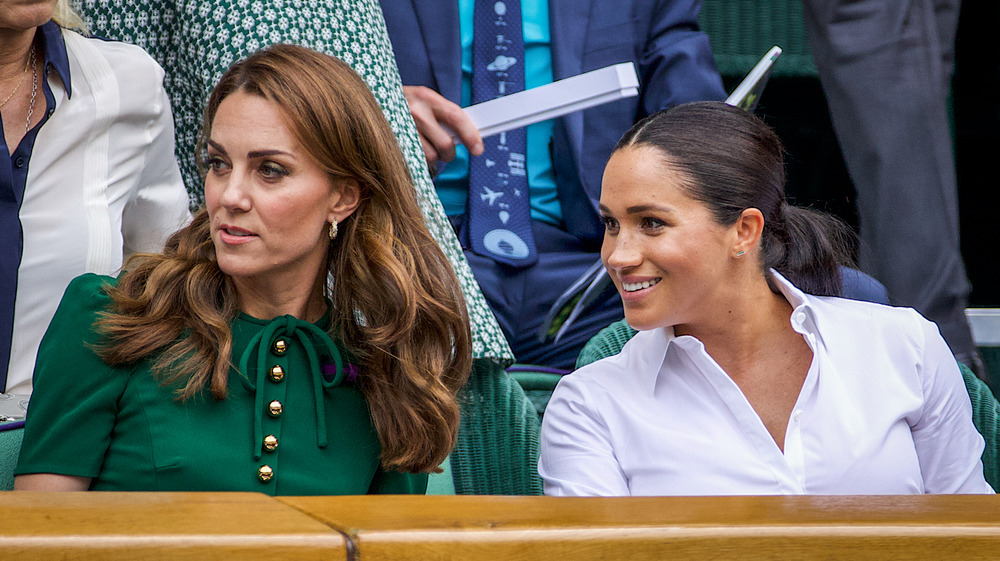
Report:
15,274,426,495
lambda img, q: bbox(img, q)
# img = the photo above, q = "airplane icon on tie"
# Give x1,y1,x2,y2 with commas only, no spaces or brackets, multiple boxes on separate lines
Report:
480,186,504,206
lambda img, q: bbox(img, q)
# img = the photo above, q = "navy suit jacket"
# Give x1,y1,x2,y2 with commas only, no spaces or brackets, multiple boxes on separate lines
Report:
380,0,726,246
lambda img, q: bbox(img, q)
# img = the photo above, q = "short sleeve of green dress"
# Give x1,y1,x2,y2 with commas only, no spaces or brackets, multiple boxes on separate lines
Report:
16,274,427,495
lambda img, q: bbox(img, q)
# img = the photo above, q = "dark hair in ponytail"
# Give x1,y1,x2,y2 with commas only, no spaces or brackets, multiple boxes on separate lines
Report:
613,101,853,296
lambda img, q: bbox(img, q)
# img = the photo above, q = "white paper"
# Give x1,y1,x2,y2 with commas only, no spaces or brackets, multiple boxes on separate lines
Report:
458,62,639,139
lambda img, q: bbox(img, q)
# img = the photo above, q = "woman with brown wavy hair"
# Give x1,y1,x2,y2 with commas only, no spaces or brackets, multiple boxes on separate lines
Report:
13,44,472,494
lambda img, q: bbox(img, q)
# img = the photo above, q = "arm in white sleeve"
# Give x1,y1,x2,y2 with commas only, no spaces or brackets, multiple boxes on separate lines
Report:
539,374,630,496
911,315,994,494
122,64,190,257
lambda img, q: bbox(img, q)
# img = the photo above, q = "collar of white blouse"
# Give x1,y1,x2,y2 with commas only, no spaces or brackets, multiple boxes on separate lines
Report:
639,270,826,396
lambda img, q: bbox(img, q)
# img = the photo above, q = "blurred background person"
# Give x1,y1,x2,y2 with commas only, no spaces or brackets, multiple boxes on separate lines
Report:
379,0,727,370
0,0,189,396
799,0,984,378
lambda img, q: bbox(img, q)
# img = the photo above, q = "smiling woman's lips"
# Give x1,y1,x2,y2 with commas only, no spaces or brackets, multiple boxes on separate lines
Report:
618,276,662,304
622,278,661,292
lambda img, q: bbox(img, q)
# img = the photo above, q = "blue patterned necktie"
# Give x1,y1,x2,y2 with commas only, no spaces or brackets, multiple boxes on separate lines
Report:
468,0,537,267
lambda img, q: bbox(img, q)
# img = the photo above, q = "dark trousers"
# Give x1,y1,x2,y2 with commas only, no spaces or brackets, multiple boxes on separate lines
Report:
452,216,623,370
801,0,975,356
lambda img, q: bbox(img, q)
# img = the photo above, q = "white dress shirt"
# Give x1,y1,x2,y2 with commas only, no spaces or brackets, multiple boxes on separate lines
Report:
540,272,994,496
6,28,189,395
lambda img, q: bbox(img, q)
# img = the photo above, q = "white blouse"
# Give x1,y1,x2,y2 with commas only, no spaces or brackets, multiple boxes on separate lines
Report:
540,272,994,496
7,29,189,395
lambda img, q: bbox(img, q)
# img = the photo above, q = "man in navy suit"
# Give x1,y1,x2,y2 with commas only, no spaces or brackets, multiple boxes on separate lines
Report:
379,0,727,369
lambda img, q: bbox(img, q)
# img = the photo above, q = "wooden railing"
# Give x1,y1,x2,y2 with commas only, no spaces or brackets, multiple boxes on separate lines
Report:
3,493,1000,560
1,492,345,560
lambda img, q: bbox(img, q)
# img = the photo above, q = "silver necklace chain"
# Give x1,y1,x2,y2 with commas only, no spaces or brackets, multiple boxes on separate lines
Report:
24,44,38,134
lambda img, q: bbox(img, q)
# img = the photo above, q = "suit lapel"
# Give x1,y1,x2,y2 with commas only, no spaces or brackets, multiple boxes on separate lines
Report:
549,0,594,170
549,0,599,240
411,0,462,103
549,0,591,81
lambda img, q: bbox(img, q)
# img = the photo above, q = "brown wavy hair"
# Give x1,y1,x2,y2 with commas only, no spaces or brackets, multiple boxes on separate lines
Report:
97,44,472,472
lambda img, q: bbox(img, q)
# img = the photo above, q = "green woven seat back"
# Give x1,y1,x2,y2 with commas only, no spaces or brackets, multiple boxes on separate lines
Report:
451,359,543,495
961,364,1000,491
576,319,637,369
699,0,817,78
0,423,24,491
507,365,569,420
578,320,1000,492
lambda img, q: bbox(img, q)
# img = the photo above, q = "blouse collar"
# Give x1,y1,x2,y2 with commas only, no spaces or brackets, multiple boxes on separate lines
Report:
39,21,72,97
639,270,827,395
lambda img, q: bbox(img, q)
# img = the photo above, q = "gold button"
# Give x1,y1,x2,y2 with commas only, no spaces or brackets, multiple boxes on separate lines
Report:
272,339,288,356
268,365,285,383
257,465,274,482
268,400,283,417
263,435,278,452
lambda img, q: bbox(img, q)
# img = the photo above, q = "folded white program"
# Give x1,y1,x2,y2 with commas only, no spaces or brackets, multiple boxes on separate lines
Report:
458,62,640,140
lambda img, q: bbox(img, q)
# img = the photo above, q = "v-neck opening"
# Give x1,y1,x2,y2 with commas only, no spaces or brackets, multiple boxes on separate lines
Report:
682,334,820,491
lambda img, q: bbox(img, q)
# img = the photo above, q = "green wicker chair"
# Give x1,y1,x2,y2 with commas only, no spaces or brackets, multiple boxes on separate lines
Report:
965,365,1000,491
576,319,640,370
451,360,543,495
424,456,456,495
507,365,570,421
0,421,24,491
577,318,1000,492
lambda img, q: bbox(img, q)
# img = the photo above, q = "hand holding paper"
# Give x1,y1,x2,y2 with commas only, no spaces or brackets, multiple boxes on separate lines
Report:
404,85,484,170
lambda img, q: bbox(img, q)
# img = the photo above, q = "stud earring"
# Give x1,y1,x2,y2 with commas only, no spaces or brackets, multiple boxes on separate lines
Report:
736,251,745,257
329,219,338,241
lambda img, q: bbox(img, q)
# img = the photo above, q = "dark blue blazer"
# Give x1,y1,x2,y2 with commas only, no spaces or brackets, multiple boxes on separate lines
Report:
380,0,726,246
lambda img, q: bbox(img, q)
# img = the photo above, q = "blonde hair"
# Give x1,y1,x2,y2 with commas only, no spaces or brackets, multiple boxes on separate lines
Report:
52,0,88,33
98,45,472,473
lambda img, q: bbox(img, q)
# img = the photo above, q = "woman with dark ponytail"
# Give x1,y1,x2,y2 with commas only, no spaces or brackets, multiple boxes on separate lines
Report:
539,101,992,496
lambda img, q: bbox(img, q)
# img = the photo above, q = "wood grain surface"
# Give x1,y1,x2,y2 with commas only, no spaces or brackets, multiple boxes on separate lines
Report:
0,492,346,560
280,494,1000,561
5,493,999,560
